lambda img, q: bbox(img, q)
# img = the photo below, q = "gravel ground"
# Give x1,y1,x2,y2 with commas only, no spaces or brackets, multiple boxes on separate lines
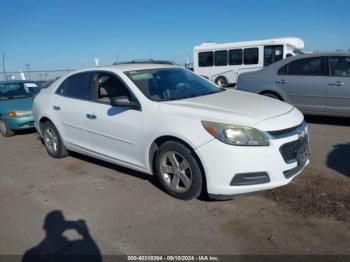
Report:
0,116,349,256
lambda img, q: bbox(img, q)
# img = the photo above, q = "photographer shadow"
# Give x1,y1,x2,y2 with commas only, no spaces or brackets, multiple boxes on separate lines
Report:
22,210,101,262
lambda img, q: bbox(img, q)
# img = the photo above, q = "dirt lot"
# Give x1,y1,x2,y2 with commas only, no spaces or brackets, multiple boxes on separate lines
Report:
0,116,349,256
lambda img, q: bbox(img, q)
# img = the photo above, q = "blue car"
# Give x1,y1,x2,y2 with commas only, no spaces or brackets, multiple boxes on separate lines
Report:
0,80,41,137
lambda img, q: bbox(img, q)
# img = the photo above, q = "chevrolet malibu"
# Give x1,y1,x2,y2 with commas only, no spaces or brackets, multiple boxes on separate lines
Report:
33,64,309,200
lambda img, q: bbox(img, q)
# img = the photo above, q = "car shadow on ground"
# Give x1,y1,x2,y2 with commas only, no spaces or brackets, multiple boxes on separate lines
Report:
68,151,219,201
327,143,350,178
14,128,37,136
304,115,350,126
22,210,101,262
68,151,163,192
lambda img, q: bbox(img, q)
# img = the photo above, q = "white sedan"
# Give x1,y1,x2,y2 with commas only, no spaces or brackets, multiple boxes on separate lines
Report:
33,63,309,200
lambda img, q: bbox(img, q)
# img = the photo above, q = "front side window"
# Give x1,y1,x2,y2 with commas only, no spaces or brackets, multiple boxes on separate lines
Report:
125,68,223,101
264,45,284,66
244,48,259,65
229,49,242,65
56,72,92,99
329,56,350,77
94,72,132,103
198,52,213,67
288,57,324,76
215,50,227,66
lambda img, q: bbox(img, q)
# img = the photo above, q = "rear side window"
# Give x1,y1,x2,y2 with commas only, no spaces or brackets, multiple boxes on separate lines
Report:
56,72,92,99
278,64,288,75
329,56,350,77
214,50,227,66
288,57,325,76
244,48,259,65
198,52,213,67
229,49,242,65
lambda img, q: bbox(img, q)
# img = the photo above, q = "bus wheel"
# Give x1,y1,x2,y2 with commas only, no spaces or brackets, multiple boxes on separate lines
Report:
215,76,228,87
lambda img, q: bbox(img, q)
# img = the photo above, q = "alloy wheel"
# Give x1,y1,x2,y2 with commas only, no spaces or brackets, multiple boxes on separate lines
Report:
160,151,193,192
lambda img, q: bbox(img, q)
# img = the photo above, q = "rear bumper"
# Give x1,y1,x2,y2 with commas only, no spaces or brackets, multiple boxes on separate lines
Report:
3,116,35,130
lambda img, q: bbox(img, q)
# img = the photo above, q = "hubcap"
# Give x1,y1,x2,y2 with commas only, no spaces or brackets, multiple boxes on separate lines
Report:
43,127,59,154
0,121,7,135
160,151,192,193
217,79,226,87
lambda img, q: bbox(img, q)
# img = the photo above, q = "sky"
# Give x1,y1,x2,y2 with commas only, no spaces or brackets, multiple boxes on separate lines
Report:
1,0,350,71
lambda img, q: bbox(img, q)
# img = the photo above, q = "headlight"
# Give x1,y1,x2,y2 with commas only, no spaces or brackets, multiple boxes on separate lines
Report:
202,121,270,146
6,111,32,118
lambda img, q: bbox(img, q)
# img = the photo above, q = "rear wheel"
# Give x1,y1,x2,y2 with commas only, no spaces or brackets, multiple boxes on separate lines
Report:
215,76,228,87
154,141,203,200
0,120,15,137
42,121,68,158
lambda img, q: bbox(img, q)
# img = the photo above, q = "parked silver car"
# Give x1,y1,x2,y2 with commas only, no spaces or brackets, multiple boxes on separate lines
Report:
236,52,350,117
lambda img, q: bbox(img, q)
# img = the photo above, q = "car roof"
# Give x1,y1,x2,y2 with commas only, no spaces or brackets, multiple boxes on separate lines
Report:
268,51,350,69
71,63,180,74
0,80,37,84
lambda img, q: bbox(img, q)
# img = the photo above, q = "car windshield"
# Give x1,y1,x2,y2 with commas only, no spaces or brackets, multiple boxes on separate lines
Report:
125,68,223,101
0,82,40,100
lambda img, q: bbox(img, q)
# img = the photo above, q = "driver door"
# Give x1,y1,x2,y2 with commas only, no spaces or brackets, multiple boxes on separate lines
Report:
84,71,144,167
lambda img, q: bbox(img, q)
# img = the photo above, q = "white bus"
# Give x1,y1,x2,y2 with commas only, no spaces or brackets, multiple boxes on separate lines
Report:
193,37,304,87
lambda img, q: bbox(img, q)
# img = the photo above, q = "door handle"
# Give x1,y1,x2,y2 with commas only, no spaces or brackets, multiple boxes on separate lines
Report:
328,81,344,87
86,113,97,120
275,79,288,84
53,105,61,111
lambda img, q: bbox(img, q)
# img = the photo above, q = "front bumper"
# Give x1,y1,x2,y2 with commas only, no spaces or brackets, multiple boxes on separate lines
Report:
3,115,35,130
195,129,309,198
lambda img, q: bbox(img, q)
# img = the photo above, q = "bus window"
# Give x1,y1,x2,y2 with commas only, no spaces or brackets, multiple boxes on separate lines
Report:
215,50,228,66
244,48,259,65
198,52,214,67
264,45,284,66
229,49,242,65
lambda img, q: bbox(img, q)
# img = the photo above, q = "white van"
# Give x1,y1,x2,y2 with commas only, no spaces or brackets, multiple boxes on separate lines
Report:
193,37,304,87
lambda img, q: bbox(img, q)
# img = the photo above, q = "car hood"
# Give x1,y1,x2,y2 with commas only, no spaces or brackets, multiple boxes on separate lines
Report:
159,89,302,131
0,97,33,114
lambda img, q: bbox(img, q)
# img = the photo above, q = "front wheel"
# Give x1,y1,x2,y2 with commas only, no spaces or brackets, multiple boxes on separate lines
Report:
154,141,203,200
42,121,68,158
0,120,15,137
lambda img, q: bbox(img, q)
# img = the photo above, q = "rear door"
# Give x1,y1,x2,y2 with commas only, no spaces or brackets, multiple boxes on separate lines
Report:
326,56,350,115
53,72,92,148
274,56,327,112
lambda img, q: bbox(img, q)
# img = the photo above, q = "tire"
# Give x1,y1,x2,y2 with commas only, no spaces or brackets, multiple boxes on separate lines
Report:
154,141,203,200
42,121,68,158
0,120,15,137
262,92,281,100
215,76,228,87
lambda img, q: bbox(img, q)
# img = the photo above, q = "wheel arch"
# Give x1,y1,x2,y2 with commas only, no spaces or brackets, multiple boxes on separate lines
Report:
148,135,207,193
259,90,284,101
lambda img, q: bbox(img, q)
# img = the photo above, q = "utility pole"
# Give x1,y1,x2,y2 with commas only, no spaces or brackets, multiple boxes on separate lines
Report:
2,53,8,80
25,64,31,80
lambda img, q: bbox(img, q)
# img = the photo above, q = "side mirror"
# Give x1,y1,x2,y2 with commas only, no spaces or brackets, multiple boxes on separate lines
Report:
110,96,140,110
